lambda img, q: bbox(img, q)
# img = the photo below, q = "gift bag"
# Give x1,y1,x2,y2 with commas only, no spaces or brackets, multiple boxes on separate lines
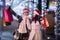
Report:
4,7,13,22
44,16,49,29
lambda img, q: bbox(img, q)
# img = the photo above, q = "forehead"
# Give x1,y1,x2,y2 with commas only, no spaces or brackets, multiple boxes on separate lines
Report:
34,11,38,14
23,10,29,12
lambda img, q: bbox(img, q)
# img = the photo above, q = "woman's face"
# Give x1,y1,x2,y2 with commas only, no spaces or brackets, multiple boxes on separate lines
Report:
33,11,39,17
33,13,36,17
23,10,29,16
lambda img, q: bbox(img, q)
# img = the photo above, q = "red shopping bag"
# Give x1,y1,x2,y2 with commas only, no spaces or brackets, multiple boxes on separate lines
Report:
4,7,13,22
44,15,49,29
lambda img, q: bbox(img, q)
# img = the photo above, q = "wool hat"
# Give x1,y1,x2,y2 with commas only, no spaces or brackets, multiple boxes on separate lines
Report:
23,8,29,11
34,10,41,15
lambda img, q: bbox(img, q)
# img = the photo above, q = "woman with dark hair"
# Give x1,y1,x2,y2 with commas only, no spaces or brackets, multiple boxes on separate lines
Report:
28,10,43,40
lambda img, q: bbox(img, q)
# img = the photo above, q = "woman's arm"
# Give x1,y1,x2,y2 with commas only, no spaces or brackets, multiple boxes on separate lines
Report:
26,17,32,30
9,7,21,19
9,7,23,23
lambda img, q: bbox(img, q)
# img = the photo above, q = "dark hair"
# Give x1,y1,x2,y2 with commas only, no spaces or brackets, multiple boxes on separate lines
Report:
47,11,55,17
44,10,55,17
32,15,42,24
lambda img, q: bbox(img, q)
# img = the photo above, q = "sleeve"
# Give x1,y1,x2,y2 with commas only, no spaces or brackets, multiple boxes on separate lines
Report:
9,7,21,19
18,16,23,23
40,16,43,21
26,19,32,30
9,7,23,23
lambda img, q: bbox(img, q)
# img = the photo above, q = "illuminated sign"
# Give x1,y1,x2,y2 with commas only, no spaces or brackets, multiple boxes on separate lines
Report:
0,1,3,6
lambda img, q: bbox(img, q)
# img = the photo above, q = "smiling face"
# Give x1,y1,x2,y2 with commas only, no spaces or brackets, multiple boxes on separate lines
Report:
33,11,39,17
23,10,29,16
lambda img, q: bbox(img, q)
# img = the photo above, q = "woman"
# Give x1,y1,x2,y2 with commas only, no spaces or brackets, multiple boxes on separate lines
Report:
17,8,31,40
28,10,43,40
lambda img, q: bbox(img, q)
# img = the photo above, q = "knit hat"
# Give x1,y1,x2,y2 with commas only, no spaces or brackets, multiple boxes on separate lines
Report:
34,10,41,15
23,8,29,11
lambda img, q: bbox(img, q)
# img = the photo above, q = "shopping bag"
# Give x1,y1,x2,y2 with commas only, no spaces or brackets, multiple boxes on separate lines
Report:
4,7,13,22
13,29,20,40
44,16,49,29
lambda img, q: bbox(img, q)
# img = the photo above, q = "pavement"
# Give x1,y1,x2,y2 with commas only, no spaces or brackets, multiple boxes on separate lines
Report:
0,18,55,40
1,32,13,40
0,20,19,40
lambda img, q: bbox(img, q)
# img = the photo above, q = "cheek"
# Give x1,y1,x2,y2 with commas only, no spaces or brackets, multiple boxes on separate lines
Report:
26,13,29,15
24,13,28,15
33,14,36,17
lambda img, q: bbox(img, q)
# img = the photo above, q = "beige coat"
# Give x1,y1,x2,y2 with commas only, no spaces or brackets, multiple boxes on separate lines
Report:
18,16,31,33
28,21,42,40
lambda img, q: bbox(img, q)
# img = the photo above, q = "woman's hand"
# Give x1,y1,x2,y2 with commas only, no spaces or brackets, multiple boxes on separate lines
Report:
22,16,27,22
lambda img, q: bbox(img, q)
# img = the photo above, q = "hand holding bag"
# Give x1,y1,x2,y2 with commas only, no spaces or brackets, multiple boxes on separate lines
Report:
13,29,20,40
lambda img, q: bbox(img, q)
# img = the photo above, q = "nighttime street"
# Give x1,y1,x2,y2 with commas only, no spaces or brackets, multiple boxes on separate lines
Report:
0,18,55,40
0,20,18,40
0,20,55,40
0,0,60,40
